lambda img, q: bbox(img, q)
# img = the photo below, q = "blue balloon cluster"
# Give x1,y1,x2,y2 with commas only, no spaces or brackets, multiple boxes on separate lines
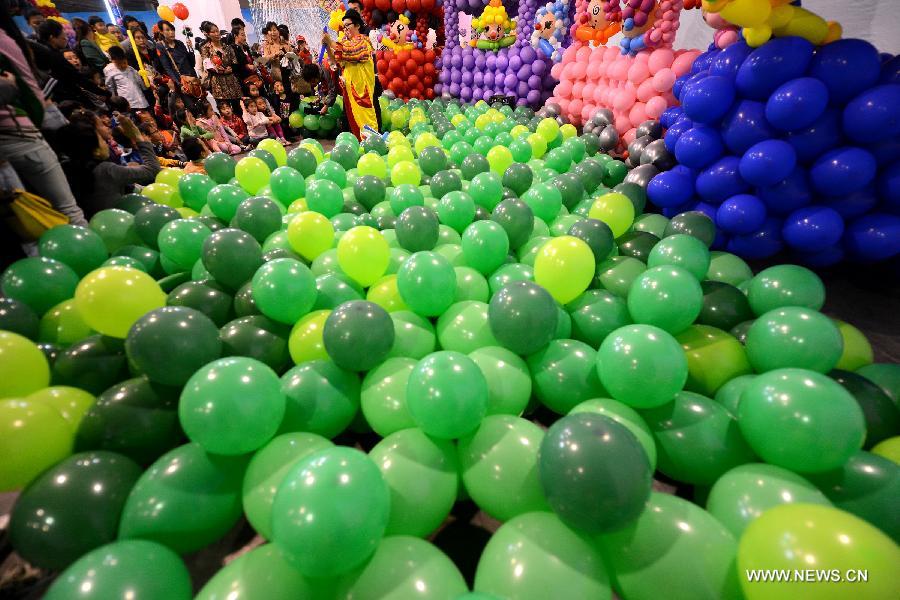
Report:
648,37,900,265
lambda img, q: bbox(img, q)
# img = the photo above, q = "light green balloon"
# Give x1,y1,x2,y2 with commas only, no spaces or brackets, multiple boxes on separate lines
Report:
387,311,437,360
570,398,657,470
454,266,490,303
596,256,646,297
436,301,499,353
360,357,417,437
468,346,531,416
706,251,753,287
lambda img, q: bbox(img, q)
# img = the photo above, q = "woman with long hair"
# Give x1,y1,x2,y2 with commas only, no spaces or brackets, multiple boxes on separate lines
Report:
323,10,378,138
260,21,294,83
73,17,108,72
199,21,243,113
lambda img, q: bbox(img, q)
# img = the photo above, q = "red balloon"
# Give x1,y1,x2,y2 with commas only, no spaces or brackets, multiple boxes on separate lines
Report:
421,0,435,10
391,0,406,14
408,74,420,87
171,2,189,20
425,49,436,62
377,59,388,72
389,59,401,72
426,88,435,99
397,50,411,63
405,59,418,73
391,77,404,90
407,0,421,12
424,62,436,76
423,75,433,86
411,49,425,63
375,0,391,11
362,0,375,7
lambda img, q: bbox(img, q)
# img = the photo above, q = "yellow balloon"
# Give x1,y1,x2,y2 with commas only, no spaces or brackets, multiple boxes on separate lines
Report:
176,206,199,218
451,114,466,127
27,386,95,432
870,436,900,465
560,123,577,140
0,399,73,491
143,182,181,207
74,266,166,338
235,157,271,195
527,133,548,159
287,212,335,261
288,309,330,365
534,236,595,304
387,146,415,168
475,113,491,131
589,192,635,238
414,133,441,155
257,138,288,166
0,331,49,400
367,275,408,312
718,0,771,27
834,319,874,371
337,226,390,287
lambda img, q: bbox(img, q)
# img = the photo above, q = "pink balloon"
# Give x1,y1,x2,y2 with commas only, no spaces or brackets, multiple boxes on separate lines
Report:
582,82,597,100
652,68,675,92
586,63,602,80
672,50,701,76
636,78,657,102
593,85,606,103
572,81,586,97
649,29,662,43
623,128,637,146
608,58,629,81
648,48,675,74
660,20,672,32
662,91,677,104
646,95,667,118
615,115,630,134
556,80,573,98
596,62,608,77
634,50,650,64
581,103,596,123
576,46,592,63
551,63,563,79
569,98,583,118
628,61,650,83
629,102,648,126
605,46,620,61
562,63,576,80
589,48,604,62
571,62,588,80
613,87,636,110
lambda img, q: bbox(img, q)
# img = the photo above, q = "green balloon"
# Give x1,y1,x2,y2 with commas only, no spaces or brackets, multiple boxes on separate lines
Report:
596,256,646,297
369,429,458,537
706,251,753,286
44,539,191,600
470,171,503,211
323,300,395,371
747,264,825,316
627,265,703,334
39,225,108,277
157,219,212,271
90,209,141,252
9,451,141,569
597,324,688,408
206,152,237,184
272,446,390,576
307,179,344,218
746,307,843,373
387,311,436,360
664,210,716,247
179,357,285,455
251,258,317,325
602,159,628,186
568,289,632,348
407,351,487,439
316,160,348,188
855,363,900,406
697,281,753,331
202,228,264,291
431,169,462,199
390,184,425,215
336,536,468,599
207,184,250,222
707,463,831,537
314,273,364,311
528,339,605,414
454,266,489,303
739,368,866,473
539,413,651,532
287,147,319,177
52,334,127,395
242,432,333,539
115,244,163,277
468,346,531,416
596,492,742,600
633,213,670,238
0,297,39,339
828,369,899,449
642,391,756,485
360,357,417,437
475,512,611,599
569,398,657,469
647,233,710,280
488,281,557,355
396,251,456,317
437,190,476,233
167,280,234,327
178,172,215,211
280,360,360,438
462,221,509,276
220,315,291,372
521,182,562,223
119,442,249,553
518,235,551,267
1,257,78,317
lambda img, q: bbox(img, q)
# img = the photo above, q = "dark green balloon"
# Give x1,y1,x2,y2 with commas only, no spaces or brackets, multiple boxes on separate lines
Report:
527,339,606,414
167,281,234,327
396,206,440,252
323,300,395,371
0,297,39,339
247,148,277,171
231,196,283,243
502,163,533,196
539,412,651,533
698,281,753,332
220,315,291,373
429,169,460,200
488,281,558,355
10,451,142,569
233,281,260,317
1,257,79,317
602,159,628,187
614,182,647,214
115,193,153,214
202,228,264,291
354,175,387,210
314,273,364,311
52,335,128,395
616,231,660,263
39,225,108,277
573,158,605,193
125,307,221,386
555,173,585,210
75,376,182,465
581,132,600,156
134,204,180,249
461,153,490,181
829,370,900,449
568,290,633,349
419,145,449,176
491,198,534,250
664,211,716,247
114,245,163,278
205,152,237,183
568,218,614,263
331,144,359,171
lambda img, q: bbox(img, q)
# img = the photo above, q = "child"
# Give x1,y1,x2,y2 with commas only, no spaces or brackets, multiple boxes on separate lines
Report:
296,36,313,65
140,121,186,162
219,102,249,145
269,80,299,140
182,136,210,174
255,97,288,145
196,101,243,155
104,46,149,111
174,108,216,153
241,98,270,145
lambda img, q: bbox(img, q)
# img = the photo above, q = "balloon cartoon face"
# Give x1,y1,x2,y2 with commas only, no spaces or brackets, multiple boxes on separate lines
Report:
531,1,572,61
588,0,605,29
483,23,503,41
536,9,561,41
388,17,410,45
471,0,517,50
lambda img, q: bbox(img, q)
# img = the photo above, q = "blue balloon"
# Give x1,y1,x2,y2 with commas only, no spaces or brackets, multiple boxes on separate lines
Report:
842,84,900,144
696,156,749,204
843,213,900,261
880,55,900,85
739,139,797,187
810,146,877,195
660,107,683,128
735,37,815,100
681,75,736,124
647,170,696,208
876,160,900,211
662,202,696,218
691,50,717,74
717,194,767,234
757,167,813,216
792,244,845,268
709,41,753,80
674,125,724,169
677,72,710,102
672,77,687,101
784,109,842,164
720,100,778,154
664,117,694,151
726,217,784,259
822,185,878,219
808,39,881,105
781,206,845,251
868,137,900,167
692,201,719,224
764,77,829,131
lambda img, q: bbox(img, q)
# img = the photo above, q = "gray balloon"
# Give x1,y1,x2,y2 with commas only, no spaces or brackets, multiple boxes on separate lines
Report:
592,108,614,127
627,135,652,167
635,120,663,140
624,163,660,188
598,125,619,151
383,90,396,100
555,115,569,126
640,139,676,171
545,103,561,117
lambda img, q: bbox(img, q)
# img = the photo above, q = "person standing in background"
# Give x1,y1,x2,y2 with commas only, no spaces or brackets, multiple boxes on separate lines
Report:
89,16,119,54
154,19,200,110
24,8,45,41
75,18,108,72
104,46,150,113
200,21,243,113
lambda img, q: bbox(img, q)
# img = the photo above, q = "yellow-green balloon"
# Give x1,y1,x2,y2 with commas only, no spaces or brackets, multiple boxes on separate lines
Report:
589,192,634,238
337,226,390,287
26,386,95,432
74,267,166,338
287,212,334,261
235,157,271,194
0,331,49,399
257,138,288,166
534,236,595,304
0,399,72,491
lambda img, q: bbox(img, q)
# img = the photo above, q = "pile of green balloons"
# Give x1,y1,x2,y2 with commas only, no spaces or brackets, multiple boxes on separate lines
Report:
1,97,898,600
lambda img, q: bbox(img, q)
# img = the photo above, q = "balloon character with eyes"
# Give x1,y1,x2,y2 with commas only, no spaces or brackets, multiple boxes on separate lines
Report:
471,0,517,51
531,1,572,62
381,13,417,51
604,0,687,55
702,0,841,47
575,0,621,45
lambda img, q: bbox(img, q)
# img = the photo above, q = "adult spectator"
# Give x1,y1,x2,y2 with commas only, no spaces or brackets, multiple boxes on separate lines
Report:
223,17,245,45
33,19,110,107
154,19,201,106
199,20,242,112
260,21,293,83
24,8,44,41
74,17,108,72
231,25,259,92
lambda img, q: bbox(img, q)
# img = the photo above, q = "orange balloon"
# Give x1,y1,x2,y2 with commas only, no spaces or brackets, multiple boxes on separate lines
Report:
157,5,176,22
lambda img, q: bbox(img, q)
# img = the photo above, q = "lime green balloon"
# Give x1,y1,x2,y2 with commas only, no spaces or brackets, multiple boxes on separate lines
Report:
0,398,71,492
272,446,390,577
38,299,93,346
528,339,605,414
287,211,334,261
257,138,288,167
468,346,531,416
407,351,487,439
360,357,417,437
536,118,560,142
627,266,703,334
486,145,514,175
391,161,422,187
589,192,634,238
737,504,900,600
871,437,900,464
834,319,874,371
746,307,843,373
74,266,166,338
235,157,271,195
337,226,390,287
0,330,49,399
570,398,657,469
369,429,458,537
534,236,594,304
459,415,550,520
677,324,752,396
747,264,825,316
475,511,610,599
242,432,333,539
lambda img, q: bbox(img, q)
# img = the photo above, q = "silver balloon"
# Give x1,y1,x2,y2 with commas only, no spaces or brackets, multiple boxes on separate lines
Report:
635,120,663,140
598,125,619,151
383,90,396,100
624,163,660,188
627,135,652,167
640,139,676,171
555,115,569,126
545,103,561,117
592,108,614,127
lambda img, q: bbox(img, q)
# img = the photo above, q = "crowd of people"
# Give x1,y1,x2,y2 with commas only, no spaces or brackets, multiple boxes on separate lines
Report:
0,2,384,265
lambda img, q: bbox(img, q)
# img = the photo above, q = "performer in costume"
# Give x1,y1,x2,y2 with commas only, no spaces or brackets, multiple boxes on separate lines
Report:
323,9,378,139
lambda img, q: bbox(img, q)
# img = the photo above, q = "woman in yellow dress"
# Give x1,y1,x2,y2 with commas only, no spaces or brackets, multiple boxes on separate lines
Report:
323,10,378,139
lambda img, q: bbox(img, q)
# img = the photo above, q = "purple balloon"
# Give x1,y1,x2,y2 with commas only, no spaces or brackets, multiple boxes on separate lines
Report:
486,54,497,70
473,72,483,86
517,81,529,97
532,59,547,76
527,75,541,89
463,54,475,70
526,89,540,105
462,71,474,85
510,55,522,71
504,73,518,89
496,54,509,71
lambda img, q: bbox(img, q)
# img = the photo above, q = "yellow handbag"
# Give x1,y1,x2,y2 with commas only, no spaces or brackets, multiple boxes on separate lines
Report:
2,189,69,241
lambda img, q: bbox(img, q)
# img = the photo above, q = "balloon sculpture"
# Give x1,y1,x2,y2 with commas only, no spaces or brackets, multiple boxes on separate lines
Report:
701,0,841,47
370,0,444,100
380,13,418,51
471,0,517,50
531,1,572,62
